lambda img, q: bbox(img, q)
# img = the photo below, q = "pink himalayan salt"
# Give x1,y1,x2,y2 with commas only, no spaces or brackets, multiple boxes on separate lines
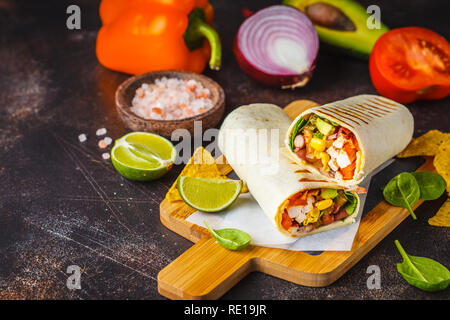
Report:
98,140,108,149
130,77,214,120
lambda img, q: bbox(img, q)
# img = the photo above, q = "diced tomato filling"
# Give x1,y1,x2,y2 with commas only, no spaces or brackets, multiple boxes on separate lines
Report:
340,161,356,180
321,213,335,226
342,141,357,162
280,189,357,233
281,210,293,230
291,194,308,206
334,208,349,221
291,114,360,180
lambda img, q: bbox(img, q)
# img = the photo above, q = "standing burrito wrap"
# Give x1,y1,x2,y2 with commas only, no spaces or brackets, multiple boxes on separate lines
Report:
286,95,414,185
218,104,360,238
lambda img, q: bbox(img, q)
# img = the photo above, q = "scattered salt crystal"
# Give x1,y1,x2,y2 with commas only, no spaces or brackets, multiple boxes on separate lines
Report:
102,153,110,160
104,137,113,145
98,140,108,149
78,134,87,143
96,128,107,136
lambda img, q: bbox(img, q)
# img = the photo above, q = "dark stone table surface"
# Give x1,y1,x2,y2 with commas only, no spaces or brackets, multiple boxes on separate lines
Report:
0,0,448,299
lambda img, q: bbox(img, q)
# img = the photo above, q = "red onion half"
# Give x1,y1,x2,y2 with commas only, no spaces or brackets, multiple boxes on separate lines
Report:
234,5,319,89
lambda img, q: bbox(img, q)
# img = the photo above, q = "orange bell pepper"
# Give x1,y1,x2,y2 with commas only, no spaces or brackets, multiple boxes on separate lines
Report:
281,210,293,230
290,190,308,206
340,161,356,180
96,0,221,75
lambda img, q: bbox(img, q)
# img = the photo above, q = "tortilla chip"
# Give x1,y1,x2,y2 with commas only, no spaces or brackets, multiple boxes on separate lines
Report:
397,130,450,158
188,146,216,165
165,147,228,202
428,199,450,227
434,140,450,196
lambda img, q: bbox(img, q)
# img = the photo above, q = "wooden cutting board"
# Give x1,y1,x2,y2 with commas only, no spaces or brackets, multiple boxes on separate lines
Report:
157,100,434,300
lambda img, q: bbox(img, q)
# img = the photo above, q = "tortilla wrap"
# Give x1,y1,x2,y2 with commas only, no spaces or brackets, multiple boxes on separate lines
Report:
218,104,360,238
285,95,414,186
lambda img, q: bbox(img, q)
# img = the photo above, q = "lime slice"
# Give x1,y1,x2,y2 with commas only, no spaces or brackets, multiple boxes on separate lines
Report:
177,176,243,212
111,132,176,181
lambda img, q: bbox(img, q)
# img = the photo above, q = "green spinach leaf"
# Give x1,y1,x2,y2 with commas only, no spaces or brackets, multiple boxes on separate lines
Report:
289,117,309,151
328,119,340,126
383,172,420,220
343,191,358,215
204,221,251,251
395,240,450,292
411,171,446,201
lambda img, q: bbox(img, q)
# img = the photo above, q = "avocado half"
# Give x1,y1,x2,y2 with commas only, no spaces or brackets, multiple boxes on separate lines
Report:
283,0,389,59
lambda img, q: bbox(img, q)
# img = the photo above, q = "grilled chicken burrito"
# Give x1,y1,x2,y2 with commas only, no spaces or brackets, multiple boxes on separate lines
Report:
218,104,361,238
286,95,413,185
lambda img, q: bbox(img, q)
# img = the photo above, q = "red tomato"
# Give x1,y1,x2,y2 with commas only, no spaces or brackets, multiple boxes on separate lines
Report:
340,161,356,180
281,211,293,230
290,191,308,206
369,27,450,103
343,142,356,162
321,214,334,226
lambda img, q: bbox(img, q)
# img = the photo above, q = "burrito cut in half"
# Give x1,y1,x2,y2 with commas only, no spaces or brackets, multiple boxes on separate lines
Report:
218,104,361,238
286,95,414,185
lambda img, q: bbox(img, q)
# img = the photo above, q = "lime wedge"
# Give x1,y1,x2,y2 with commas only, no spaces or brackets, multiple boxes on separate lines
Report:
177,177,243,212
111,132,176,181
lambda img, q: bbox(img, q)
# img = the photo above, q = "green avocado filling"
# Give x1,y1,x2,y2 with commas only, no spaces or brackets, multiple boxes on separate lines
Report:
316,117,334,136
320,188,338,199
290,114,338,151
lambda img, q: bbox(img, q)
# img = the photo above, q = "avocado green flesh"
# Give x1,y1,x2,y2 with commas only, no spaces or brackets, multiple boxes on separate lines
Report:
321,188,338,199
316,118,334,136
283,0,389,59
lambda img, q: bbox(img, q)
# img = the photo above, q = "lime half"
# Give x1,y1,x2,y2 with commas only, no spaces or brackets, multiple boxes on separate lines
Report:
111,132,176,181
177,176,243,212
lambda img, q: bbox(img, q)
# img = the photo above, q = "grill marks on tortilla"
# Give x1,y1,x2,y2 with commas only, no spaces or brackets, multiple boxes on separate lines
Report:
342,104,375,117
368,102,395,112
354,103,385,118
321,107,361,126
297,178,328,183
366,97,398,112
362,103,391,116
309,96,402,133
317,110,354,129
345,104,375,121
371,96,399,108
328,105,370,125
295,170,329,183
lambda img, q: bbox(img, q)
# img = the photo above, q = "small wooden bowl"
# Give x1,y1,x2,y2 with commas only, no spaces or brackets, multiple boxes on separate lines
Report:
115,71,225,138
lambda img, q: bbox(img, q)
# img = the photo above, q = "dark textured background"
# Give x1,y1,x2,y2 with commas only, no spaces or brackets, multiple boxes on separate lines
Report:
0,0,449,299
